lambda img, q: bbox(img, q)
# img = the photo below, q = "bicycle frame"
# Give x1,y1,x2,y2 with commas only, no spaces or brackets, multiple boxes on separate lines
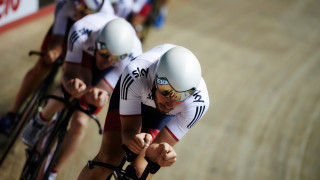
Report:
0,51,63,166
20,93,102,180
87,145,160,180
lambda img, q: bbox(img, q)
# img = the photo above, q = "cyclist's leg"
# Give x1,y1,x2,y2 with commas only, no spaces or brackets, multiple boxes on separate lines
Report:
54,79,110,172
52,110,90,173
40,87,66,119
79,79,124,180
10,58,52,112
78,131,124,180
0,29,52,133
8,28,56,115
21,87,65,146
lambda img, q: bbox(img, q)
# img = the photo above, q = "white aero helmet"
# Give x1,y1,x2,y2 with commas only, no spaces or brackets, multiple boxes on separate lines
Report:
155,46,202,101
97,18,135,60
75,0,104,13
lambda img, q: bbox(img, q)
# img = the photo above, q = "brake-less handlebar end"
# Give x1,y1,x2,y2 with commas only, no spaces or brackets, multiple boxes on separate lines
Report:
145,157,161,174
28,51,44,57
87,160,94,169
122,145,138,162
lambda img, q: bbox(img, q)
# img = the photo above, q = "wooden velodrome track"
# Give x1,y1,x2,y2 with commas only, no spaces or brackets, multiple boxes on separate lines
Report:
1,0,320,179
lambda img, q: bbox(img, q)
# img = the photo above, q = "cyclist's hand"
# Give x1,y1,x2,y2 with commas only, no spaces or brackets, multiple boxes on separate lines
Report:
151,143,177,167
86,87,109,107
126,133,152,154
65,78,87,98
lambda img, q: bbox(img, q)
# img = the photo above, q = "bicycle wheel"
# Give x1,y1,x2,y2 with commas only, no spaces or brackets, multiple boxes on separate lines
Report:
41,120,68,180
0,60,61,166
0,87,44,166
20,114,64,180
20,104,71,180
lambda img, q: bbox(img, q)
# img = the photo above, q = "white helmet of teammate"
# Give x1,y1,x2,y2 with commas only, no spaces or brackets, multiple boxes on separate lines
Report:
155,46,202,101
75,0,104,13
97,18,135,58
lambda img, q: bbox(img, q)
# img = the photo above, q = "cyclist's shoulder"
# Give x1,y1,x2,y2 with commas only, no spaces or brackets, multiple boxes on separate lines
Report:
74,12,117,30
190,78,210,104
132,44,176,63
69,13,116,41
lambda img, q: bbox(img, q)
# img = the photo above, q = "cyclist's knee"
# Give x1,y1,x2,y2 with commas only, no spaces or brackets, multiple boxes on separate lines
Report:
72,114,89,128
70,113,89,133
95,143,124,166
39,55,55,69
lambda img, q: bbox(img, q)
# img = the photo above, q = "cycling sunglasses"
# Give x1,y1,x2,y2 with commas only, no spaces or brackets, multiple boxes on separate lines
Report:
96,41,128,62
155,75,196,101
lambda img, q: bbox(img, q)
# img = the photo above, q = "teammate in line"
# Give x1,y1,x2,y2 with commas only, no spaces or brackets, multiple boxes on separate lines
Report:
21,11,143,179
0,0,114,134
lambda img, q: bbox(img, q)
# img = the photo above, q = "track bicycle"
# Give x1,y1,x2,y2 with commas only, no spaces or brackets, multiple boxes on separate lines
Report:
19,86,103,180
88,145,161,180
0,51,63,166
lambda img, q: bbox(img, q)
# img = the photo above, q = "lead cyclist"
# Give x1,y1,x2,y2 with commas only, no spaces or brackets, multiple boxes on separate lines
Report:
78,44,210,179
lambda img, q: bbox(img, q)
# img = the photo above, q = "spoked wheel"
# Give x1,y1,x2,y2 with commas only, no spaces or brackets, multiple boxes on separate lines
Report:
20,107,68,180
0,88,44,166
0,59,60,166
20,122,60,180
20,146,42,180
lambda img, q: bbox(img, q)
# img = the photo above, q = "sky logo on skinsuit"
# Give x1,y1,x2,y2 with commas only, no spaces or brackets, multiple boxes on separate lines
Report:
187,105,206,129
68,28,92,51
68,30,79,51
79,27,92,36
192,91,204,103
132,67,149,78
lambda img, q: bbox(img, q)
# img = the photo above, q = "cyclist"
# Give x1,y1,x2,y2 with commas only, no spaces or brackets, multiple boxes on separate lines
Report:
78,44,210,179
0,0,114,134
112,0,169,41
21,13,142,179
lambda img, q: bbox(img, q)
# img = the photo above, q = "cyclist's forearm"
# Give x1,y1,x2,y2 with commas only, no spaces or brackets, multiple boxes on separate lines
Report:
146,142,177,167
62,64,91,97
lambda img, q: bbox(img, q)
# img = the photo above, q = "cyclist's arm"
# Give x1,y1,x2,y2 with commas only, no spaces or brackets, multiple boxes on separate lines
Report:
83,80,112,107
145,127,177,166
62,19,93,98
62,62,91,98
121,115,152,154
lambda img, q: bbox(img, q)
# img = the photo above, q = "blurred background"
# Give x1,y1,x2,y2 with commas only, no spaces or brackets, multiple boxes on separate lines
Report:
1,0,320,179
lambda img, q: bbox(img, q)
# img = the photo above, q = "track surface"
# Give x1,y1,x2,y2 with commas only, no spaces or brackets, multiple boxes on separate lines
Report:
0,0,320,179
